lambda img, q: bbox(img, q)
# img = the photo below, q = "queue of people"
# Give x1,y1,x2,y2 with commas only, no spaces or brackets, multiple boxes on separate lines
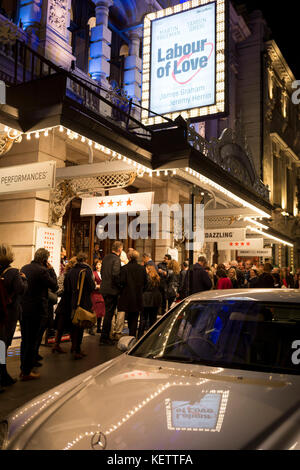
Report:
1,239,299,392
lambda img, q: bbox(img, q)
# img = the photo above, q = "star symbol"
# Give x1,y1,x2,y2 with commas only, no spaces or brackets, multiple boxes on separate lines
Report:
108,200,114,207
117,200,123,207
235,242,239,246
241,242,245,246
230,243,233,247
127,198,133,206
246,242,250,246
98,201,105,207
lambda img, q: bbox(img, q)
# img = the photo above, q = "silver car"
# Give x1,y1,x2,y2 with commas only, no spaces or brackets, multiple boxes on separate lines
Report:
1,289,300,450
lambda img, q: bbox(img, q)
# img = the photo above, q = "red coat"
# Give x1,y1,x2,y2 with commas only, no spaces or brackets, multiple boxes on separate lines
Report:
217,278,233,290
91,271,105,318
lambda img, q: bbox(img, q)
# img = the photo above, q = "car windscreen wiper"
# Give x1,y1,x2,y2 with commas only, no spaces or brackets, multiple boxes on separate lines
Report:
150,355,202,364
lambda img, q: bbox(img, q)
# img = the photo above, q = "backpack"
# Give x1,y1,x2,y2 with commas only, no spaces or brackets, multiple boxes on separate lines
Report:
0,268,12,324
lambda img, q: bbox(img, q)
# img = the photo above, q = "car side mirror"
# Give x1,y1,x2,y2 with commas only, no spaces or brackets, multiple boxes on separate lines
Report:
117,336,136,352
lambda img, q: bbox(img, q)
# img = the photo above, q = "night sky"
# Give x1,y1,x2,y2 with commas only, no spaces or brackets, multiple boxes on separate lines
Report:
232,0,299,77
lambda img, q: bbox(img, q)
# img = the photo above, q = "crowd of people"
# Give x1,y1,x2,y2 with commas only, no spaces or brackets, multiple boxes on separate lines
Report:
0,240,299,392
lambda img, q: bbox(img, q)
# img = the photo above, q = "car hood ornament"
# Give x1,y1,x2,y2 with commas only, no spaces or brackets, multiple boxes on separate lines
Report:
91,431,107,450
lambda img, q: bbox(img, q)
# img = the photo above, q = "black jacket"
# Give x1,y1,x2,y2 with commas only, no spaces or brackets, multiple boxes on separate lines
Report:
21,261,58,318
183,263,212,298
64,263,95,313
143,278,162,309
166,270,180,299
100,253,121,296
178,269,188,298
0,266,27,345
158,261,168,290
118,260,148,312
256,273,275,289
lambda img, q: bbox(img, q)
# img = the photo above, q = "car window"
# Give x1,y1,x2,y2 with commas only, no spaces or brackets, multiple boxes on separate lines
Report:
130,301,300,375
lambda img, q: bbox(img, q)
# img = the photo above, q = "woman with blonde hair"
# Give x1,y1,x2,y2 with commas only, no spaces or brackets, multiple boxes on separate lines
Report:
166,259,180,309
52,256,77,354
138,264,162,339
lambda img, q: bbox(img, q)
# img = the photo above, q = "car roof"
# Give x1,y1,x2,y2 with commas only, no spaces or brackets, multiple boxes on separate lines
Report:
187,289,300,303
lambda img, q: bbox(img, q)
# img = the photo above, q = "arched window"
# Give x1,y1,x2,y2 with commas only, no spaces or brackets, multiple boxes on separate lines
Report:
120,44,129,57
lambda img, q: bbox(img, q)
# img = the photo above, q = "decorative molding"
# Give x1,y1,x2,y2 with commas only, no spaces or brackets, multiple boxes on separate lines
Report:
0,17,22,45
48,0,68,34
49,171,137,225
0,129,22,156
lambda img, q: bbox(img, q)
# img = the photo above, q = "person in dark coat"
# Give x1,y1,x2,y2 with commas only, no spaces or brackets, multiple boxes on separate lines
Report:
248,269,259,288
0,244,27,388
256,263,275,288
118,249,148,338
64,252,95,359
138,265,162,339
52,257,78,354
20,248,58,381
166,259,180,308
158,254,171,314
99,241,123,345
183,256,212,298
178,262,189,299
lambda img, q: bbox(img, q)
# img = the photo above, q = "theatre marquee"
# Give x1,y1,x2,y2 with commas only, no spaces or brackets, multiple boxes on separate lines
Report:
142,0,228,126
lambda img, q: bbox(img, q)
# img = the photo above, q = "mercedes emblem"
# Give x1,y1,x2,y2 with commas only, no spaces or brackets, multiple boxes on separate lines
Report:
91,431,107,450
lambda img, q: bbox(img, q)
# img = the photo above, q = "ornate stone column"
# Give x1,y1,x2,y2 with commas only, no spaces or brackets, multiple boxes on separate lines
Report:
18,0,42,35
39,0,75,69
123,27,143,117
89,0,113,85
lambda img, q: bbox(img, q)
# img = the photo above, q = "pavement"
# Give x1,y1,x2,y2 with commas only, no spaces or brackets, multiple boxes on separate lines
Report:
0,332,122,421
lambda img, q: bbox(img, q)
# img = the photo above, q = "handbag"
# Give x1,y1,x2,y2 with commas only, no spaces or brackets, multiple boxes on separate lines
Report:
48,289,58,305
72,270,96,329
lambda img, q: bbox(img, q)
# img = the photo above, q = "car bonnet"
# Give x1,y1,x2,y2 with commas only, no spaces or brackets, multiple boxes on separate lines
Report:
6,355,300,450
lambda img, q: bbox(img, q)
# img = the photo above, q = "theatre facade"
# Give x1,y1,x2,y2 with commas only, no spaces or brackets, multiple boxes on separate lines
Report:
0,0,299,273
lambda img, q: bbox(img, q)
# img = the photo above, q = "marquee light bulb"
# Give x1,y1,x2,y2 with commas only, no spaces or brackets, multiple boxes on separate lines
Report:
35,132,39,139
26,133,31,140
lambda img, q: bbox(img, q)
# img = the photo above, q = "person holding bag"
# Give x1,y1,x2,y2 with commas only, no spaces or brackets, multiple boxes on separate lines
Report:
64,252,95,360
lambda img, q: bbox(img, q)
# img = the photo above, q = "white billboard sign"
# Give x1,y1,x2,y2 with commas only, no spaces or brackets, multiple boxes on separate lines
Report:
218,238,264,251
0,161,56,195
204,228,245,243
81,192,155,216
142,0,227,126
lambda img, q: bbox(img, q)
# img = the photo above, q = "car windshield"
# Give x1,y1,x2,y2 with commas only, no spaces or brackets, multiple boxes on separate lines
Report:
130,300,300,375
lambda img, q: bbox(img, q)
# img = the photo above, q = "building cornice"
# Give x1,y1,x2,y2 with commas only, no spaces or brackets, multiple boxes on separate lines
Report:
229,2,251,43
265,40,295,89
270,132,299,163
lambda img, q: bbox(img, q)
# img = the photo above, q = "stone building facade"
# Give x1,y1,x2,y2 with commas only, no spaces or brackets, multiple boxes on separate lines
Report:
0,0,298,270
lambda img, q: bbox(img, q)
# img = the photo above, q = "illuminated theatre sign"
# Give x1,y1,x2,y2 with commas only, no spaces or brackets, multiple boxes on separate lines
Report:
142,0,227,126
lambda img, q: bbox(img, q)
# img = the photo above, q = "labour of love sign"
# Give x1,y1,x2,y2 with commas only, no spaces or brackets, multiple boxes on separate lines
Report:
142,0,227,126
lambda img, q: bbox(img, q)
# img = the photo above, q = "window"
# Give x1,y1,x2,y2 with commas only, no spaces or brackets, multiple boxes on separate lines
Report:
130,300,300,375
